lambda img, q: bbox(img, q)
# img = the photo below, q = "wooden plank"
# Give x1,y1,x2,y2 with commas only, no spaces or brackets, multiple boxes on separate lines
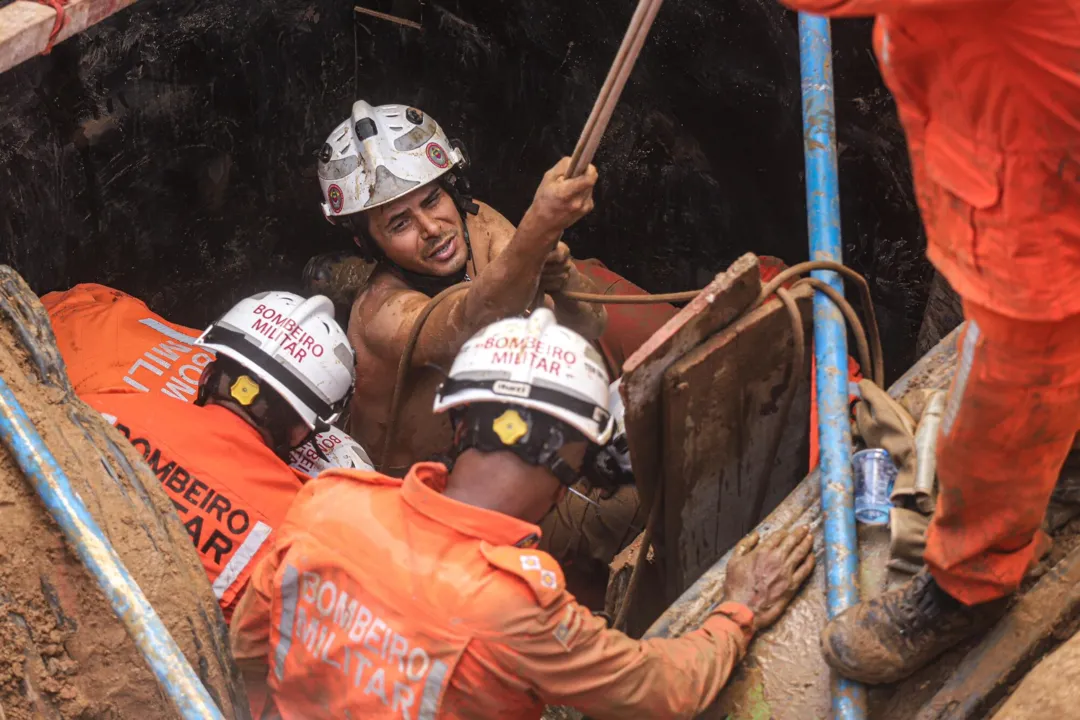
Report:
661,284,813,594
0,0,139,76
620,253,761,509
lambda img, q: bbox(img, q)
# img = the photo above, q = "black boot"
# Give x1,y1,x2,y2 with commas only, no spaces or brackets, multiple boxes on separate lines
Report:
301,251,374,315
821,568,1010,684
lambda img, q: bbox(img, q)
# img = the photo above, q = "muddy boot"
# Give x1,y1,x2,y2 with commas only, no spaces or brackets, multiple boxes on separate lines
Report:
821,567,1009,684
302,251,375,316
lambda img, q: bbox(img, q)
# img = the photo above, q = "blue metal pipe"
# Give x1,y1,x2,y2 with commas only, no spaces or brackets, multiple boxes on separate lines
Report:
0,378,224,720
798,12,867,719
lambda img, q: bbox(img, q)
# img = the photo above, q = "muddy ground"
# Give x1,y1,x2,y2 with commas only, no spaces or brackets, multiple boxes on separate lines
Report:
0,269,247,719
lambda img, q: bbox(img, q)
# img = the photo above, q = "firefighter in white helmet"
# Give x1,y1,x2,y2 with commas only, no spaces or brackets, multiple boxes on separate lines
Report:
42,282,373,476
230,309,815,719
83,290,357,621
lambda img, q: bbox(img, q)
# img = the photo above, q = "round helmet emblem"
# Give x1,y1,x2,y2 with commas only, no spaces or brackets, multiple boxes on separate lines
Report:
327,184,344,214
426,142,450,169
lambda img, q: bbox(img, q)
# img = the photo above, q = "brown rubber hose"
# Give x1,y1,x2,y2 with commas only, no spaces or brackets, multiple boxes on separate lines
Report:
379,261,880,469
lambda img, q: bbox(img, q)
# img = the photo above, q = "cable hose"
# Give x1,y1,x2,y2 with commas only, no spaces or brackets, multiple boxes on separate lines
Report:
378,261,881,635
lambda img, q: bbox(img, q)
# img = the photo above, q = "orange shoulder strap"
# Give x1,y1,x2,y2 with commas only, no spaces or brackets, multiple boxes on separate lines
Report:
479,543,565,608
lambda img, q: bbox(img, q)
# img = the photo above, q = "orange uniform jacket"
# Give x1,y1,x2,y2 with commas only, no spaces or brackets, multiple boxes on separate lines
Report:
89,392,305,620
230,463,756,720
778,0,1080,321
42,283,214,398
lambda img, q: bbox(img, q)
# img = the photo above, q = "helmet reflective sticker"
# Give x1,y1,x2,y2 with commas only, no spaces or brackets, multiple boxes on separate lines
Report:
426,142,449,169
327,184,344,214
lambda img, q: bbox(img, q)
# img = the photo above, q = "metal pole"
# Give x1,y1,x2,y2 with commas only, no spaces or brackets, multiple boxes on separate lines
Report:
798,12,866,720
0,379,225,720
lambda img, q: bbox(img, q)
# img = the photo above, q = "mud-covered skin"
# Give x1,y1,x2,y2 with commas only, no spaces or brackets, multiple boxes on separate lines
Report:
347,190,607,473
347,199,510,473
302,252,375,321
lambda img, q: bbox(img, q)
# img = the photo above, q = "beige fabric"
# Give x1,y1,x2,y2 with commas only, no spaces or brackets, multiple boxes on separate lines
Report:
853,379,918,505
888,507,930,574
540,483,644,568
854,379,942,573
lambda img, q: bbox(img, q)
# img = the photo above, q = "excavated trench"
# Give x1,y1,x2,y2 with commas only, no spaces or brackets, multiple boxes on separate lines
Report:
0,0,940,381
0,0,964,717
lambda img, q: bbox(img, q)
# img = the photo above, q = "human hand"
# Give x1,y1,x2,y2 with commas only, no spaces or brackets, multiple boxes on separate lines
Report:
721,526,815,632
523,157,598,238
540,242,574,293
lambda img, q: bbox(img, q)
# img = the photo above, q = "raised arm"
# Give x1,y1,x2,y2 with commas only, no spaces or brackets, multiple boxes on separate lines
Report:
481,181,608,340
359,157,598,369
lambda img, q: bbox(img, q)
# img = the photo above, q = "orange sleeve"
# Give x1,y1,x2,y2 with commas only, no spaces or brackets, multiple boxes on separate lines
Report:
777,0,1007,14
229,546,278,666
486,599,755,719
229,542,281,719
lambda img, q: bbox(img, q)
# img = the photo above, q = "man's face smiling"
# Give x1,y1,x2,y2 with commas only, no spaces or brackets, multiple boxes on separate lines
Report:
365,182,466,276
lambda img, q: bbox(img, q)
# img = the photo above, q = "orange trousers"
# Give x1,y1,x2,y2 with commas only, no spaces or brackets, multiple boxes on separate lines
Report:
924,302,1080,605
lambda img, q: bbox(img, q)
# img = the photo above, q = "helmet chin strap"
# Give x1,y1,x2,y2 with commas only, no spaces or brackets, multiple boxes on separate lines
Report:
450,404,584,487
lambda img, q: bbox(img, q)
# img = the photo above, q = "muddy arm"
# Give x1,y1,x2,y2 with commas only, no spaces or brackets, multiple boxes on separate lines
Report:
485,597,755,719
546,264,608,341
481,200,607,341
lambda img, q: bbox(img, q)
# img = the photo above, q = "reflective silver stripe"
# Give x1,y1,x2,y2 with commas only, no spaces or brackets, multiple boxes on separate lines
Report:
942,319,980,438
139,317,200,344
417,659,450,720
212,521,273,599
274,564,300,681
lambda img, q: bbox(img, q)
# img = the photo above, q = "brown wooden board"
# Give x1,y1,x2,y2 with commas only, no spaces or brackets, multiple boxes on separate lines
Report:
620,253,762,509
661,284,813,595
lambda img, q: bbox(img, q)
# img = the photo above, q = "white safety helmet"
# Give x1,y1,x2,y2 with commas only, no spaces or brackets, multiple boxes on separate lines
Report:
195,292,356,431
433,308,615,445
288,425,375,475
317,100,465,220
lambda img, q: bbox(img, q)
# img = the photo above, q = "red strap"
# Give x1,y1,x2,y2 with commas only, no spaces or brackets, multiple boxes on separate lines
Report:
36,0,69,55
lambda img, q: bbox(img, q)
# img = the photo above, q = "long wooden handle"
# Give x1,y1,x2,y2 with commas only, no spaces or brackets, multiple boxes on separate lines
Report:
568,0,666,178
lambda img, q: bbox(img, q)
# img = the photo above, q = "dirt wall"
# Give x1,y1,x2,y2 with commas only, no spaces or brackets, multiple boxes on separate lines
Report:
0,0,927,378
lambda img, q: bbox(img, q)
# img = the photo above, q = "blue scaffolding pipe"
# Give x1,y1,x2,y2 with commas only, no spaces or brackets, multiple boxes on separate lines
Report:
798,12,867,720
0,378,224,720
